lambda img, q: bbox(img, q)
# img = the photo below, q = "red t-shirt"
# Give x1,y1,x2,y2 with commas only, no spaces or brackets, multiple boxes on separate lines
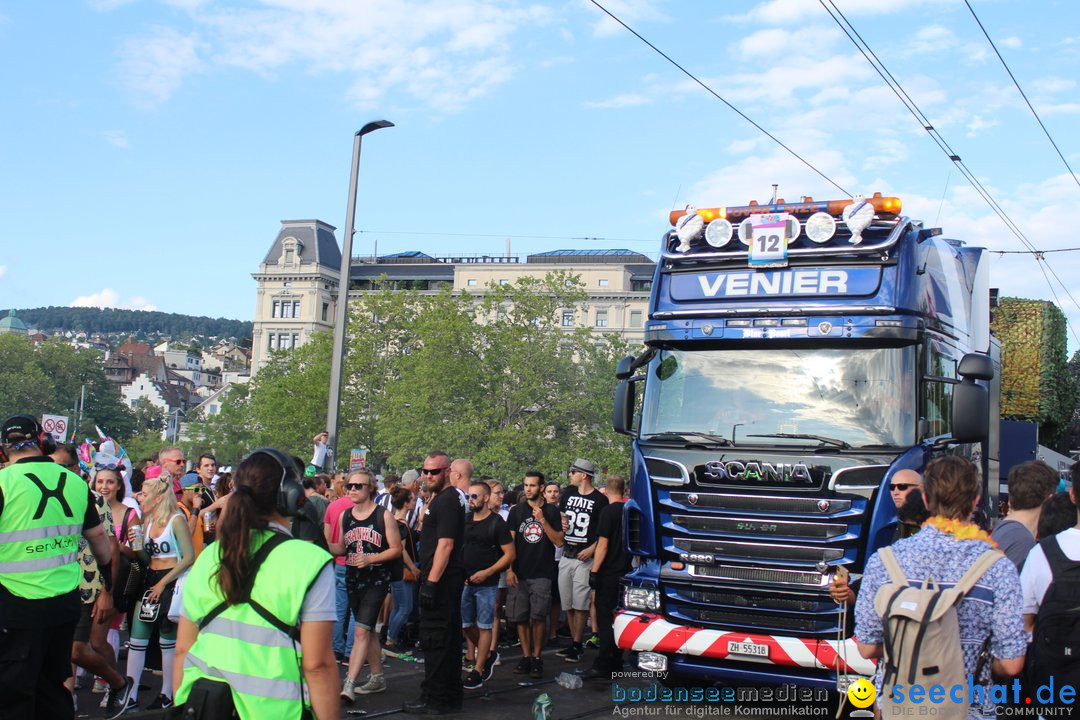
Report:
325,496,355,566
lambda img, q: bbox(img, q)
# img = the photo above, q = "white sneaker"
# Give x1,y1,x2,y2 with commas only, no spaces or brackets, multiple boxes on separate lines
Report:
340,677,355,704
357,673,386,695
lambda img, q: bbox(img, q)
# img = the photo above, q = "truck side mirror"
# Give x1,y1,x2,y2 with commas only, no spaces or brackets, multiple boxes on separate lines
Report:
613,379,635,435
615,355,635,381
951,353,993,443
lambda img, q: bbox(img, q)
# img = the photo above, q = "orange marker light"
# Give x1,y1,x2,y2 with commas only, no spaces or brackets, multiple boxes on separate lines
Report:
669,194,902,226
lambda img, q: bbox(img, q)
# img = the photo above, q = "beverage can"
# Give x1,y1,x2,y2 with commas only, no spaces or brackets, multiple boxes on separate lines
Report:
130,525,144,551
202,511,214,532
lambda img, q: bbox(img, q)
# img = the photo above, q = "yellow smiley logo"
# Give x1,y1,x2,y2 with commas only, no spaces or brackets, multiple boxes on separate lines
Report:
847,678,876,709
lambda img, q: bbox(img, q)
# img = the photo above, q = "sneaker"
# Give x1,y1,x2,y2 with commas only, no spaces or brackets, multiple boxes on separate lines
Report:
513,655,532,675
585,633,599,649
489,650,502,667
481,658,495,682
463,669,483,690
146,694,173,710
530,656,544,679
357,673,387,695
564,645,582,663
92,678,109,694
106,678,137,720
461,657,475,671
340,677,355,704
555,645,572,657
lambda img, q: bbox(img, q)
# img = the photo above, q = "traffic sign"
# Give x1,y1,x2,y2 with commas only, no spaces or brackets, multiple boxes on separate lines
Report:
42,414,69,442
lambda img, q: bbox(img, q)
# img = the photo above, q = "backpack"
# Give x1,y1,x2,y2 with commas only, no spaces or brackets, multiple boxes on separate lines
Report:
1026,535,1080,712
874,546,1002,716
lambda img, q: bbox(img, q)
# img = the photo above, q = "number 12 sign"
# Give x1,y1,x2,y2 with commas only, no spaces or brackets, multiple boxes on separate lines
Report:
749,213,791,268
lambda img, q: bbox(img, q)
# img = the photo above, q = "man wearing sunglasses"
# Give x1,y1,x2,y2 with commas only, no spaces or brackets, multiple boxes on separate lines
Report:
404,451,466,716
461,481,514,689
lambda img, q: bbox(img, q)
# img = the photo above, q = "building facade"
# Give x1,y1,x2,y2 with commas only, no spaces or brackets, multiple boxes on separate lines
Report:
251,220,655,372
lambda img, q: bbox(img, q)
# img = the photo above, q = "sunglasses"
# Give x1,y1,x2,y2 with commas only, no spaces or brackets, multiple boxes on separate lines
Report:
468,493,485,499
346,483,372,491
421,467,446,476
94,461,120,470
165,457,185,464
889,483,919,492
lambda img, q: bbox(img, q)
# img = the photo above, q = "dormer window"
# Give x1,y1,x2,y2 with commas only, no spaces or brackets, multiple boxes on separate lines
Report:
280,236,303,267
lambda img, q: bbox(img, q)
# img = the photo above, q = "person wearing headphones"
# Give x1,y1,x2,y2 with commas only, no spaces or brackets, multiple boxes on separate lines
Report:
172,448,339,720
0,414,129,720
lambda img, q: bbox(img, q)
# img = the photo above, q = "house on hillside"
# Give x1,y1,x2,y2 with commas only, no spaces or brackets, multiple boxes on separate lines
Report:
120,372,194,440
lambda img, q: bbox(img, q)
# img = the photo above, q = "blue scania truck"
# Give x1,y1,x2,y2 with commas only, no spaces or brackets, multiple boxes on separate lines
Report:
611,194,998,689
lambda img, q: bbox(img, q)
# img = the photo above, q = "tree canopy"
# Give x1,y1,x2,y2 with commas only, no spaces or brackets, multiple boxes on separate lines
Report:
189,273,633,481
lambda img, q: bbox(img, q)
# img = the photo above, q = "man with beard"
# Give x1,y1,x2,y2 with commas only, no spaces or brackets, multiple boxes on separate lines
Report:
403,451,466,716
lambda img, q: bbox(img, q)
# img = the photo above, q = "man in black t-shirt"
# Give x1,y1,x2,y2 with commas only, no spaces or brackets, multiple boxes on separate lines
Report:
405,450,466,716
583,475,632,679
461,481,513,689
558,458,608,663
506,470,563,678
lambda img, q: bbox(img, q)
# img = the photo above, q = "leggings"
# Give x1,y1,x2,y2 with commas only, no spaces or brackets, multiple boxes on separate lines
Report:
126,568,178,701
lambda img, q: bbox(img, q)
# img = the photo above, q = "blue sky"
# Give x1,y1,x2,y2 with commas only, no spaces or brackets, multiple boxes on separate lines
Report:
1,0,1078,346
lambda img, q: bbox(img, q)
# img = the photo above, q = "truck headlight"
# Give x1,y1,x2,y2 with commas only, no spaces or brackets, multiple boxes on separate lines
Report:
623,586,661,611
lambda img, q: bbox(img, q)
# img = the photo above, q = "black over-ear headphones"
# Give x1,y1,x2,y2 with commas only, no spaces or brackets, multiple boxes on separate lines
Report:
246,447,305,518
3,414,57,455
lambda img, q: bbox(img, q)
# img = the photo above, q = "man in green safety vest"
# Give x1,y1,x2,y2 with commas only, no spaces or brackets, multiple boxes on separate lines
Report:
0,414,129,720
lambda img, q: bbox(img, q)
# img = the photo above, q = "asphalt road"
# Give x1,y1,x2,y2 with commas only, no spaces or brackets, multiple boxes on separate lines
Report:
73,643,850,720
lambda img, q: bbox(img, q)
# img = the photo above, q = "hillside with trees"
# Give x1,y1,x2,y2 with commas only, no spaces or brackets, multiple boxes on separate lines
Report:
5,306,251,340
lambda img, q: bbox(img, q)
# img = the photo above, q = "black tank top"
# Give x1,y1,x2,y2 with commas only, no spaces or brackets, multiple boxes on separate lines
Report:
342,504,390,587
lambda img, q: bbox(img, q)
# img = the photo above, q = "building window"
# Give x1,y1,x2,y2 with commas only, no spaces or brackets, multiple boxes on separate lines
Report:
282,302,293,319
499,279,509,286
272,301,280,318
130,400,137,408
322,302,329,322
292,333,300,349
598,278,609,287
284,248,294,264
595,310,609,328
268,333,276,351
629,310,643,328
292,301,301,317
561,311,574,327
467,279,478,286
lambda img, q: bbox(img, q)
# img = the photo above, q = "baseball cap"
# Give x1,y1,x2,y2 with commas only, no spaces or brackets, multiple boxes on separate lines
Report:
2,414,40,444
570,458,597,477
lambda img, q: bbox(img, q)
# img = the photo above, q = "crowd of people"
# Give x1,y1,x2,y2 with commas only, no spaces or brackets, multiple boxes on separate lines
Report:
0,418,630,720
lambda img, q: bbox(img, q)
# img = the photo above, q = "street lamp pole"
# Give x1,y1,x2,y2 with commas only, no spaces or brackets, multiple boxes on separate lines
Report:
326,120,394,471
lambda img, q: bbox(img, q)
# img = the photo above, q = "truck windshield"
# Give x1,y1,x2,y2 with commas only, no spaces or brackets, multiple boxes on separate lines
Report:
640,346,916,448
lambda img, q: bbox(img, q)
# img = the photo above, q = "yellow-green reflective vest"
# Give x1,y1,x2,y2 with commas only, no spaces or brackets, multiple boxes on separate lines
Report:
176,530,331,720
0,460,88,599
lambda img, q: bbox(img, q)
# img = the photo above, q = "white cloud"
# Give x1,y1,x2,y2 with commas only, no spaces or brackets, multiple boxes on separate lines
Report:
113,1,551,113
71,289,157,312
1032,77,1076,94
104,131,129,149
584,92,652,109
587,0,666,38
1001,36,1022,49
966,115,998,137
0,265,6,280
732,0,950,25
118,26,202,106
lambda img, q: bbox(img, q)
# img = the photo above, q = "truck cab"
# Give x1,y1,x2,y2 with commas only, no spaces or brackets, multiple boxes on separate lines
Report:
612,194,996,689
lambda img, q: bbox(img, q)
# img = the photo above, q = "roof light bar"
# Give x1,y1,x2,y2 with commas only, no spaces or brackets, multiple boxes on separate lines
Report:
669,192,902,226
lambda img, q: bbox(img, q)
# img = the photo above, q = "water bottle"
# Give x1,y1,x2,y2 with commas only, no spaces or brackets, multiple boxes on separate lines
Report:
555,672,582,689
532,692,554,720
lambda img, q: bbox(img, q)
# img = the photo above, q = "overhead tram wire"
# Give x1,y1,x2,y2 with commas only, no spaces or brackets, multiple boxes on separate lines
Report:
817,0,1080,345
964,0,1080,193
356,229,653,243
586,0,851,198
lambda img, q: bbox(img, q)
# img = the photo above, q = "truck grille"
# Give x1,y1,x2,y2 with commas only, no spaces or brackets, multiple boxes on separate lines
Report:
673,538,844,564
672,514,846,539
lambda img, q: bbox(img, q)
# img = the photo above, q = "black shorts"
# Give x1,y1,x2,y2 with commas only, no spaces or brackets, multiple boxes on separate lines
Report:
73,603,94,643
349,583,389,631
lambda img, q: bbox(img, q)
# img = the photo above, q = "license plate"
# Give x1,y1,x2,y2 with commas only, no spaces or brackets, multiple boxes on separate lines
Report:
727,640,769,658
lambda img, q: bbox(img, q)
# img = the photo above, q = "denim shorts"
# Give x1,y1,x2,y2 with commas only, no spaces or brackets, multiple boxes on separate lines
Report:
461,584,498,629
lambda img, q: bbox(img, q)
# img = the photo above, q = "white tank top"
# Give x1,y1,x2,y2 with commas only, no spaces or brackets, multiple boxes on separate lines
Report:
145,513,183,560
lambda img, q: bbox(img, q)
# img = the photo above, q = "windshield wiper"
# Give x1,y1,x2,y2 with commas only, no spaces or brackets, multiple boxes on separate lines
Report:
744,433,851,449
642,431,733,447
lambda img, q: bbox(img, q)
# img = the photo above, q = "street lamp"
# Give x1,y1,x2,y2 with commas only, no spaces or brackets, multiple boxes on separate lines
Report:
326,120,394,471
732,422,745,443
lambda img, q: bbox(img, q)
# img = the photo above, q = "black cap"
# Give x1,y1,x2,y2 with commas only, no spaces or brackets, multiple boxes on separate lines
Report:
2,414,41,444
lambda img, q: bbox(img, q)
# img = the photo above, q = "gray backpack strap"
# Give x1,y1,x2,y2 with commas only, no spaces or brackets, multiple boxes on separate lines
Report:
951,549,1003,597
880,547,908,586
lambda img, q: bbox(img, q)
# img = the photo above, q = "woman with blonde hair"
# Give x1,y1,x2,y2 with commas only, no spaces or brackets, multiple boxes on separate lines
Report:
117,466,194,713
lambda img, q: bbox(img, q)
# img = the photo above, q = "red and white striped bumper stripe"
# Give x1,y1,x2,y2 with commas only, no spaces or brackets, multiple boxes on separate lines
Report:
615,611,876,676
